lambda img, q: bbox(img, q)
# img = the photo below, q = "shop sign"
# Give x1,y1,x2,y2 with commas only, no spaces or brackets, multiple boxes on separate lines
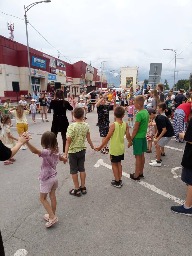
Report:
48,74,57,81
31,68,46,78
31,56,46,69
56,59,65,68
56,69,66,76
43,54,56,68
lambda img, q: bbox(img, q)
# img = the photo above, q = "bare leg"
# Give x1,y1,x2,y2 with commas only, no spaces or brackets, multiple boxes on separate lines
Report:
185,185,192,207
112,162,120,181
49,189,57,215
140,153,145,175
155,144,161,161
71,174,79,189
148,141,152,151
117,162,122,180
80,171,86,188
40,193,55,219
135,155,142,177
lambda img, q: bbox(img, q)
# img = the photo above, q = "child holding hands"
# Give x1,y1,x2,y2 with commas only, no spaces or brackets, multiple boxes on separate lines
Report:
64,107,94,196
96,106,132,188
26,131,65,228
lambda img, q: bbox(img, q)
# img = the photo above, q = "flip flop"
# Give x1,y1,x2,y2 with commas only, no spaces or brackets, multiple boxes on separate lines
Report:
45,217,58,228
43,214,49,222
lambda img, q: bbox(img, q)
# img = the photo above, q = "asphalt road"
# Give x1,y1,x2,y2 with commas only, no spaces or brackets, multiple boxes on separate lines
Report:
0,109,191,256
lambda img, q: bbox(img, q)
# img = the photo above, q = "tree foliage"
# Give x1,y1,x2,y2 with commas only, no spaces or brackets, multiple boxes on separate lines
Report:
175,79,190,91
164,79,170,90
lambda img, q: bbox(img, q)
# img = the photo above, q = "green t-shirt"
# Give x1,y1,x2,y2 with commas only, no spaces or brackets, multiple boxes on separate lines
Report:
66,122,89,153
135,109,149,138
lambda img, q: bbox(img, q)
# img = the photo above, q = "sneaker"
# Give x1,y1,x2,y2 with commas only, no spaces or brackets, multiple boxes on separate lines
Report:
171,205,192,216
149,161,162,167
111,180,121,188
112,180,123,187
139,174,144,178
150,159,162,163
45,119,49,122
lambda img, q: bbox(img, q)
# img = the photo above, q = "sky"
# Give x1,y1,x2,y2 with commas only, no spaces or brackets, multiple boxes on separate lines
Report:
1,0,192,87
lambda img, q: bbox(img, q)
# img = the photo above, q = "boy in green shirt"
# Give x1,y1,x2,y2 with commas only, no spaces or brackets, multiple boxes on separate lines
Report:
64,107,94,196
130,95,149,180
96,106,132,188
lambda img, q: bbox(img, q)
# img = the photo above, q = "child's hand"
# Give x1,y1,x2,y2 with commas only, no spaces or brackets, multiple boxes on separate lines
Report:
179,132,185,139
63,155,68,164
94,146,101,151
128,141,133,148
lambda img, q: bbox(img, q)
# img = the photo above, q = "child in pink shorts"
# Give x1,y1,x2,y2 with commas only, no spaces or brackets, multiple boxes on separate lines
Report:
26,131,65,228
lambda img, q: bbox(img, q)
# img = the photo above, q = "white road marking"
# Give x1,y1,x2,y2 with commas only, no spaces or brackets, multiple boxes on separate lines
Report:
94,159,184,205
165,145,184,152
14,249,28,256
171,167,182,179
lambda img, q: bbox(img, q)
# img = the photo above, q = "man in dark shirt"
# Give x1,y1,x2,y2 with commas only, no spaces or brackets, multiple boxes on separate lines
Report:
171,117,192,215
149,103,174,167
90,90,97,111
0,135,29,256
174,89,186,108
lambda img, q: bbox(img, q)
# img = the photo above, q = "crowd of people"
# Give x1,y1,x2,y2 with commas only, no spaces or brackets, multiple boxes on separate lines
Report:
0,84,192,255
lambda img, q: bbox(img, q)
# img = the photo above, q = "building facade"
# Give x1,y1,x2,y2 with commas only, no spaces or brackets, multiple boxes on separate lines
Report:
0,36,100,99
120,66,138,91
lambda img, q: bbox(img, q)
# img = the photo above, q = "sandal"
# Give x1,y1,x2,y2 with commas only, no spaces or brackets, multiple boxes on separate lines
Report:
43,214,49,222
146,149,152,153
69,188,81,197
80,186,87,195
100,148,106,154
4,160,13,165
45,216,58,228
130,173,140,181
161,153,165,156
10,158,16,162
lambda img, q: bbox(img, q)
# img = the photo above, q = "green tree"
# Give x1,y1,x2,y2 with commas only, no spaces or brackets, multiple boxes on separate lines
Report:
164,79,170,90
175,79,190,91
189,73,192,90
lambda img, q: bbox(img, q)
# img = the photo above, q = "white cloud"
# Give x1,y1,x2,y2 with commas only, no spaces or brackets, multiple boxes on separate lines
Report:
0,0,192,86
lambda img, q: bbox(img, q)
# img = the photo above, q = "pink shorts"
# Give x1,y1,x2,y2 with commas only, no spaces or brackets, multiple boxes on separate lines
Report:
40,177,58,194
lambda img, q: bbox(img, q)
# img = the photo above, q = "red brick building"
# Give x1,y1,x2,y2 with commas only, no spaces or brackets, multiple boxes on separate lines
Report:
0,35,100,99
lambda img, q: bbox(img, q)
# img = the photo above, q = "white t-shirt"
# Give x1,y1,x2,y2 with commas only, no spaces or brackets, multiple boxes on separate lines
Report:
19,100,27,107
10,110,29,124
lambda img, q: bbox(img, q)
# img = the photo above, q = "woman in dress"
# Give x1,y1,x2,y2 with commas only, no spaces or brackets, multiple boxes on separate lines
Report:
50,90,73,152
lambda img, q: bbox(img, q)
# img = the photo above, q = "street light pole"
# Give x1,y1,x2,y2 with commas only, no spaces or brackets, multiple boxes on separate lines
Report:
24,0,51,93
163,48,177,89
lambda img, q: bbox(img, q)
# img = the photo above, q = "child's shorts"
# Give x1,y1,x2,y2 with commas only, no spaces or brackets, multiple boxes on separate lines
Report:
133,138,147,155
181,167,192,186
99,125,109,137
16,123,28,134
110,154,124,163
40,106,47,114
40,176,58,194
128,114,133,118
69,149,86,174
157,137,171,147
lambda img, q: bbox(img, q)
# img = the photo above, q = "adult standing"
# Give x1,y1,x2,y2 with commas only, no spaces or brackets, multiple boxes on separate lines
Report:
90,90,97,111
39,93,49,122
50,89,73,152
151,89,159,110
157,84,165,102
174,89,186,108
0,134,29,256
173,101,192,142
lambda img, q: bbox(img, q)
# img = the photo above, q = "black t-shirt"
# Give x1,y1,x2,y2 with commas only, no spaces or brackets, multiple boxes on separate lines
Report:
174,94,186,108
39,98,47,106
0,140,12,161
90,92,97,100
159,92,164,102
50,100,73,115
155,114,174,137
